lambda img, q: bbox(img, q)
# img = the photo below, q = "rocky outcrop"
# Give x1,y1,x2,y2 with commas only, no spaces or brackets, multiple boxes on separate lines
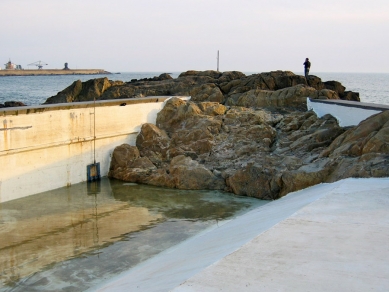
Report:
323,80,360,101
44,70,360,105
108,97,389,200
44,78,124,104
43,69,379,200
228,84,338,109
0,101,27,108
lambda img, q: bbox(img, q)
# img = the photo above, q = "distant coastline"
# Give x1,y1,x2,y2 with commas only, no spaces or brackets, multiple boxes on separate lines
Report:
0,69,111,77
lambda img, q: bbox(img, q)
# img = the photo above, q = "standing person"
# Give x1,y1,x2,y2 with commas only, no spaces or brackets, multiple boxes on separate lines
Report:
303,58,311,78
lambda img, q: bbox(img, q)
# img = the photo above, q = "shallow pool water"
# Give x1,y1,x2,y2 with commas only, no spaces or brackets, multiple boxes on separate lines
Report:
0,178,266,291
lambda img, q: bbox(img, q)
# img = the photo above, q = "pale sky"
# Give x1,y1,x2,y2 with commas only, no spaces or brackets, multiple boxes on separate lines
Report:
2,0,389,73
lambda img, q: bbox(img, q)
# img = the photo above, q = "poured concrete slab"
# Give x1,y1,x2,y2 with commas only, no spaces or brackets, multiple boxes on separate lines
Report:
92,178,389,292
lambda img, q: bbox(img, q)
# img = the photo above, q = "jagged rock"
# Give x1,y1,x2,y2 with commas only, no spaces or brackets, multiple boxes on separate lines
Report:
323,80,360,101
217,71,246,84
341,91,360,101
44,80,82,103
109,144,140,169
1,101,27,108
188,84,224,103
197,102,228,116
109,96,389,200
155,73,173,81
321,110,389,157
156,98,224,135
44,78,124,104
323,80,345,96
108,144,157,183
94,69,386,200
136,123,170,166
168,155,225,190
44,70,359,106
226,163,279,200
307,75,325,90
279,111,389,195
279,159,331,197
229,84,338,109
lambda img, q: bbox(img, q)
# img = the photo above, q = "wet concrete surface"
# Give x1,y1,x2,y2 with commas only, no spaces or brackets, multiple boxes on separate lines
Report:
0,178,266,291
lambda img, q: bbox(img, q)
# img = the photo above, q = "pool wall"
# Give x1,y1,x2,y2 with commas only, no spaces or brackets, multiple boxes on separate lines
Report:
307,98,389,127
0,97,189,203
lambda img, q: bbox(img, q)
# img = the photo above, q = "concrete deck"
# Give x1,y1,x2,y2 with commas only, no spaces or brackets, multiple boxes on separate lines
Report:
92,177,389,292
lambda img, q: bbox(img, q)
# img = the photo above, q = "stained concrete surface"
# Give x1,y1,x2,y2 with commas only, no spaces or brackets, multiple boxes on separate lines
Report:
93,177,389,292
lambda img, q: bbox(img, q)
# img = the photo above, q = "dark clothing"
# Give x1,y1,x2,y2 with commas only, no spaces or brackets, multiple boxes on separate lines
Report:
303,60,311,78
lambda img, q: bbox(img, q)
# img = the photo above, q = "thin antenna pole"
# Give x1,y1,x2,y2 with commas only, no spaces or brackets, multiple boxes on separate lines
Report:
217,50,219,72
93,97,96,164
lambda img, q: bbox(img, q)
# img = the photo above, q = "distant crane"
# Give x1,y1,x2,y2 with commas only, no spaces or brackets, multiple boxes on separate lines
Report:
28,60,48,70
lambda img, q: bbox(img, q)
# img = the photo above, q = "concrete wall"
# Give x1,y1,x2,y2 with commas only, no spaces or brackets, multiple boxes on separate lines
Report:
307,98,389,127
0,97,189,203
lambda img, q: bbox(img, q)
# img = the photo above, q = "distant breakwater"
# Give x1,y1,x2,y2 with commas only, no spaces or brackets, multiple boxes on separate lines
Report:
0,69,111,77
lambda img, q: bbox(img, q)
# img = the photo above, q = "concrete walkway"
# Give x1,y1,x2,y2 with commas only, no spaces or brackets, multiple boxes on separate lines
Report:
92,178,389,292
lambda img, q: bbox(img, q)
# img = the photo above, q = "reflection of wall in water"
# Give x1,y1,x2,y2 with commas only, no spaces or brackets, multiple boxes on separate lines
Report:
0,179,162,285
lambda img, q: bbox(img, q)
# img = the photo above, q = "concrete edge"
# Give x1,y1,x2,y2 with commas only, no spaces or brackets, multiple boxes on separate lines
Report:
0,96,191,116
171,177,389,291
91,180,349,292
308,98,389,112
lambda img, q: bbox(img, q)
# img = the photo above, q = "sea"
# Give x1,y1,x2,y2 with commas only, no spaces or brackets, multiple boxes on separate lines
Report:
0,72,388,106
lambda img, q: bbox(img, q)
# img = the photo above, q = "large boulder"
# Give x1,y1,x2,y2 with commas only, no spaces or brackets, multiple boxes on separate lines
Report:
279,110,389,195
321,110,389,157
108,144,158,183
109,144,140,169
188,84,224,103
226,163,279,200
168,155,225,190
323,80,360,101
44,78,124,104
156,98,225,134
228,84,339,109
136,123,170,166
44,80,83,104
0,101,27,108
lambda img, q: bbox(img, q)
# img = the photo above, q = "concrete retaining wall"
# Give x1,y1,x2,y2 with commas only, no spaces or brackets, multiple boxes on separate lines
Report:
307,98,389,127
0,97,189,203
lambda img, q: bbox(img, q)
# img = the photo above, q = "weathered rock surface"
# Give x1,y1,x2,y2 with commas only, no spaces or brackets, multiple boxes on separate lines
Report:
108,97,389,200
45,69,381,200
44,78,124,104
0,101,27,108
44,70,360,105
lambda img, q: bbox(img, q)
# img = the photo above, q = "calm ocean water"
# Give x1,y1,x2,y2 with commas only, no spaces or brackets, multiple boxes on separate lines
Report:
0,72,388,106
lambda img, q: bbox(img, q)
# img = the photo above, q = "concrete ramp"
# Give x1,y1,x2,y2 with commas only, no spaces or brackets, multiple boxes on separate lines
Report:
91,177,389,292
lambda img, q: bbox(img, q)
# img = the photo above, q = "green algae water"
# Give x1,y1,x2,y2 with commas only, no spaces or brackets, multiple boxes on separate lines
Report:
0,178,266,291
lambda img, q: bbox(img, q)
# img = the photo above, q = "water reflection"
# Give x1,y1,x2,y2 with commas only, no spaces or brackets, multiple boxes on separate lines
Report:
0,178,266,291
